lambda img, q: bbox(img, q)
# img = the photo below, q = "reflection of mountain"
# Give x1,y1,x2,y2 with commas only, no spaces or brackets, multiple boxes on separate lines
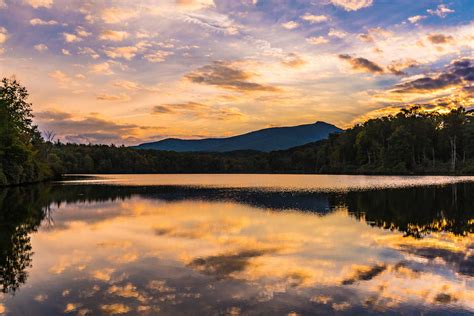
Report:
0,186,48,293
49,185,332,213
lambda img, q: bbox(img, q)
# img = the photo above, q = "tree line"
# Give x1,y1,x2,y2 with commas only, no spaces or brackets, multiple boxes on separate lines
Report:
48,106,474,175
314,106,474,174
1,78,474,186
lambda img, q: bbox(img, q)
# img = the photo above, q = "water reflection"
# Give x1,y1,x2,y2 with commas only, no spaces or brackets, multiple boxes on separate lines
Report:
0,178,473,315
0,186,49,294
48,183,474,237
341,185,474,238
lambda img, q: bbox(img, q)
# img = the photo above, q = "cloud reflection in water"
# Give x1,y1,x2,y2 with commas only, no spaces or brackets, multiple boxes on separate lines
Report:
0,178,472,315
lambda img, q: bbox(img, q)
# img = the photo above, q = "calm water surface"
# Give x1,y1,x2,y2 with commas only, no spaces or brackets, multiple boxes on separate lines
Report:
0,174,473,315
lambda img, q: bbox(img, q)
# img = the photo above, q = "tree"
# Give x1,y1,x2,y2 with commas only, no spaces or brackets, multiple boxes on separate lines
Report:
0,78,39,141
443,108,466,172
0,78,52,185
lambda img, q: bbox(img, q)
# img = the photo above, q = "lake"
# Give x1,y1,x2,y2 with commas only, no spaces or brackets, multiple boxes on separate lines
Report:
0,174,473,315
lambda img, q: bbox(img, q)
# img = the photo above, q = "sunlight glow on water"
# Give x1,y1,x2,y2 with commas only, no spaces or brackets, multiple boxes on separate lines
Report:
0,175,473,315
62,174,474,191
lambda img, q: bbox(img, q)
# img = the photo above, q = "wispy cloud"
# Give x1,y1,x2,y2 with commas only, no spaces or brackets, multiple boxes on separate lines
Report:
30,18,58,26
427,4,455,18
300,13,329,24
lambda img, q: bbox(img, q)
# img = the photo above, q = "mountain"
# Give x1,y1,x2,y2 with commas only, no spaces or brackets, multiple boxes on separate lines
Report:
136,121,342,152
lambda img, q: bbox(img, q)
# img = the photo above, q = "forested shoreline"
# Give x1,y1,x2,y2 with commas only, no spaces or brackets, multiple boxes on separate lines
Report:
1,78,474,187
48,106,474,176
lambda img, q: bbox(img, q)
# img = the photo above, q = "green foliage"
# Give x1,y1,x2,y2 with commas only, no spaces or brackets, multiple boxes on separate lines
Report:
0,78,53,186
312,106,474,174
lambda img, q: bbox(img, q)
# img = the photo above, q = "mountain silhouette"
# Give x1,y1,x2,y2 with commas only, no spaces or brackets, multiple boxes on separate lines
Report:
136,121,341,152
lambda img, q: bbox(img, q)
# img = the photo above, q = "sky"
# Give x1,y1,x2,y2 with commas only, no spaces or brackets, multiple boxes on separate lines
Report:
0,0,473,145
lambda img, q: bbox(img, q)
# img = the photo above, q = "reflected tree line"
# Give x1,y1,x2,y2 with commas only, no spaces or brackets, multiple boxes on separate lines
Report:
339,184,474,238
0,183,473,294
0,185,49,294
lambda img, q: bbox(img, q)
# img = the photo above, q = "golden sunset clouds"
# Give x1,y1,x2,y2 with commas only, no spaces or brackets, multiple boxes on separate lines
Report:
0,0,471,144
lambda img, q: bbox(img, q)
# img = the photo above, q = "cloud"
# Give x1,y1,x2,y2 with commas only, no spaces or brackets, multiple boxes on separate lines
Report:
281,53,307,68
113,80,140,90
104,46,138,60
64,303,81,313
185,61,279,92
386,59,418,76
100,7,139,24
144,50,173,63
30,18,58,26
152,102,244,121
79,47,100,59
330,0,373,11
35,110,159,145
427,34,454,45
0,0,5,8
427,4,455,18
100,304,131,315
34,43,48,52
0,27,7,44
61,49,70,55
391,58,474,94
408,15,426,24
281,21,300,30
357,27,392,42
112,80,155,91
153,102,207,114
24,0,53,9
328,28,347,38
63,32,81,43
89,62,113,75
338,54,384,74
107,283,143,300
96,93,131,102
300,13,329,24
175,0,215,10
181,11,240,35
306,36,329,45
48,70,69,82
99,30,130,42
48,70,87,90
188,249,275,279
341,264,386,285
75,26,91,38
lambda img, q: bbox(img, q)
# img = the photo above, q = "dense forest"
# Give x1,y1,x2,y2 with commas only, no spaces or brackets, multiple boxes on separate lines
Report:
50,106,474,175
1,78,474,186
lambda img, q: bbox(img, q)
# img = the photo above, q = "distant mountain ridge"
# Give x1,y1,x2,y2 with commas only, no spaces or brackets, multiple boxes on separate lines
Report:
136,121,342,152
